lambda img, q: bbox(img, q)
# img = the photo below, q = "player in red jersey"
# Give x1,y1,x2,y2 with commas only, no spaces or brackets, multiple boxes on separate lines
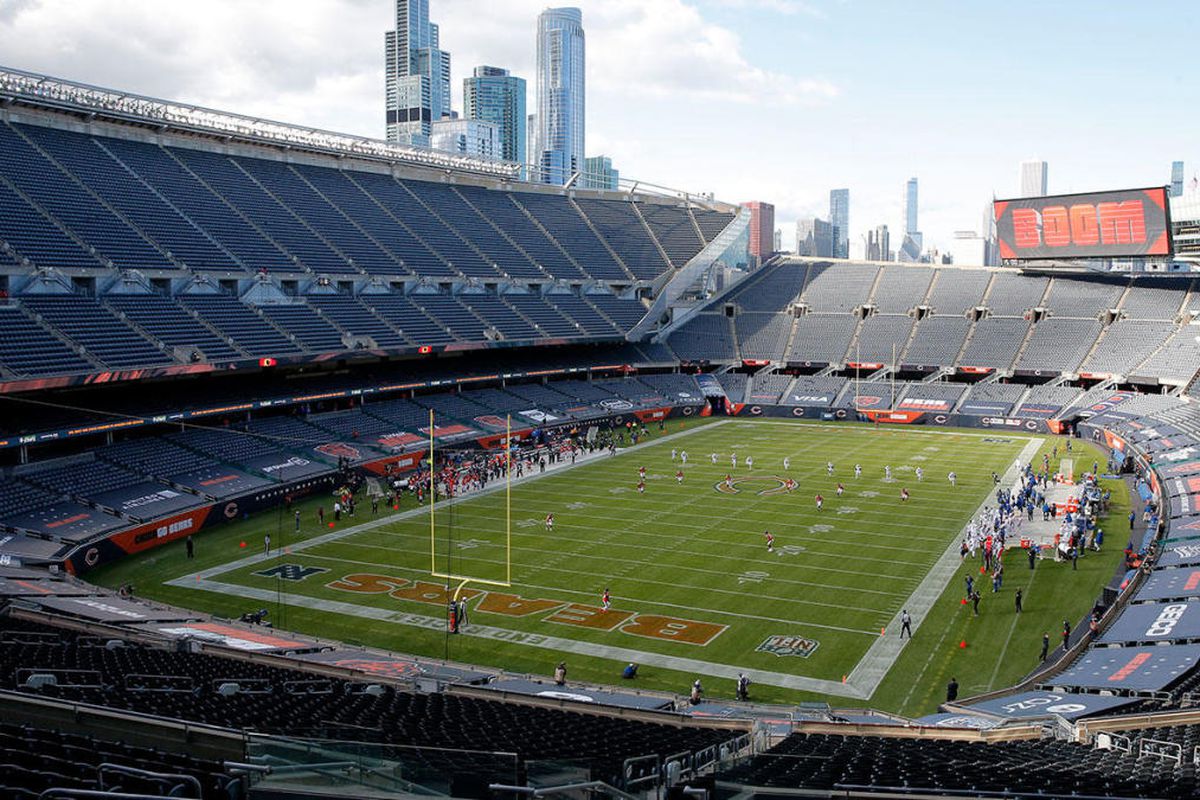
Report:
545,513,554,531
900,488,910,502
676,469,684,484
836,482,845,497
764,531,775,551
815,493,824,510
601,587,611,611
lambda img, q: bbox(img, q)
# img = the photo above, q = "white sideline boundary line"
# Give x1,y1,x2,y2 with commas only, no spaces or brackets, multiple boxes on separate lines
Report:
168,419,1041,697
845,436,1045,698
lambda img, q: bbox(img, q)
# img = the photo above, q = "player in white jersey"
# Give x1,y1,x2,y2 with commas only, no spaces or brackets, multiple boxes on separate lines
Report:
731,453,738,468
746,455,754,470
854,464,862,479
884,465,892,480
948,471,957,487
711,452,718,465
671,448,677,461
826,461,834,476
783,456,791,471
915,466,924,482
681,451,688,465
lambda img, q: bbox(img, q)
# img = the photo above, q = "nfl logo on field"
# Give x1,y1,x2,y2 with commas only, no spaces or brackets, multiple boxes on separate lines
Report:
756,635,819,658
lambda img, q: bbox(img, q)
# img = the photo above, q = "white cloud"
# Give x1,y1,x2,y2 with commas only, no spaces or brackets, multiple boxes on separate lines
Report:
705,0,825,17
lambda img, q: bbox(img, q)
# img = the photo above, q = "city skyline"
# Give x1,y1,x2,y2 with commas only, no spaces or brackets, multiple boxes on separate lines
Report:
2,0,1197,256
533,7,586,184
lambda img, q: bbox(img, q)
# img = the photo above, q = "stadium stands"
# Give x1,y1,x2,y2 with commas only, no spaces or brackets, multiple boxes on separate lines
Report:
0,614,739,793
1014,318,1102,373
871,265,933,313
802,263,878,312
719,731,1197,798
925,268,992,315
902,316,971,366
735,312,792,361
668,314,737,362
958,317,1030,370
785,315,857,364
0,304,94,376
851,315,915,364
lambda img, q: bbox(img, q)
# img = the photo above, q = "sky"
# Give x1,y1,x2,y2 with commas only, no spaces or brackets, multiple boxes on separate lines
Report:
0,0,1196,259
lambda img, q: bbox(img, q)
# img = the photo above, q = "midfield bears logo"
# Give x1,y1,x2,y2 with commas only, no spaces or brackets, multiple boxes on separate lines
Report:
715,476,792,496
255,564,329,582
756,634,819,658
316,443,361,460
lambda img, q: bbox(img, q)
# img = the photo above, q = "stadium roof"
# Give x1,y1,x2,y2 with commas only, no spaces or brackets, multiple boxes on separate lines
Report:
0,65,523,179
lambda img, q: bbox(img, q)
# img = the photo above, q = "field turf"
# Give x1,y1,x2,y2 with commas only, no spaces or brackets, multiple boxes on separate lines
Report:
91,418,1128,715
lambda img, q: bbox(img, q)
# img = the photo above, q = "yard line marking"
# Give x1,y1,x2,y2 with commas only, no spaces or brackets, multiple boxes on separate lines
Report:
164,577,867,696
247,550,896,620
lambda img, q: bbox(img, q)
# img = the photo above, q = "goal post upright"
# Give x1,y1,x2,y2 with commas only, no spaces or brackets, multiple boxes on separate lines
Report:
427,409,513,591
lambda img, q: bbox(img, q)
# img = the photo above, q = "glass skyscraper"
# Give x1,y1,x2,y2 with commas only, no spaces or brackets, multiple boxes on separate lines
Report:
905,177,918,234
385,0,451,146
829,188,849,258
1171,161,1184,197
463,66,526,166
1020,160,1048,197
534,8,585,185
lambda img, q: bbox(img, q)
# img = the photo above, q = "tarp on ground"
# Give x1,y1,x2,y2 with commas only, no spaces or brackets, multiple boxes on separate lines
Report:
243,453,333,481
481,679,675,711
294,649,491,684
1048,644,1200,692
0,534,67,562
139,621,317,652
3,501,125,542
32,594,196,623
0,576,90,597
1134,568,1200,602
965,690,1140,720
1098,601,1200,645
168,467,273,499
913,713,1001,729
1154,539,1200,569
90,482,204,520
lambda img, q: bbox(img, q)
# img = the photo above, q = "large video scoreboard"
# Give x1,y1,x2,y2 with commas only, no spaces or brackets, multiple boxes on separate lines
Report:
994,187,1172,261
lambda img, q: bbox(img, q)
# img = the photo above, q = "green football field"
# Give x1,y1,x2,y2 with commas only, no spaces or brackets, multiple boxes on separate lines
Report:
91,418,1129,715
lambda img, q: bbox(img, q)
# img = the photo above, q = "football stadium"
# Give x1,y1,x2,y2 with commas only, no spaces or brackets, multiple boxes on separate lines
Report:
2,5,1200,798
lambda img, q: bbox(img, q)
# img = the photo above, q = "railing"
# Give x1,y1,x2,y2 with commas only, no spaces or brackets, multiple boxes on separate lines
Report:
1139,737,1183,766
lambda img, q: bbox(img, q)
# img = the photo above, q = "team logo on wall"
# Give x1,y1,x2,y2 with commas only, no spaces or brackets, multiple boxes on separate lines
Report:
749,406,763,415
599,398,634,411
682,407,695,416
791,407,806,417
855,396,882,408
84,547,100,567
756,634,819,658
316,443,361,460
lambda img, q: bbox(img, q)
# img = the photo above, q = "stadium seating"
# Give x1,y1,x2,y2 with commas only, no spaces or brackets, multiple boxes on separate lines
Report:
958,317,1030,370
719,731,1197,798
0,719,242,799
670,314,737,361
984,272,1050,316
851,315,915,364
178,294,303,356
714,373,748,403
637,203,706,267
1080,320,1177,376
902,316,971,366
454,184,588,280
106,294,242,361
735,312,792,361
22,295,173,368
459,292,542,340
926,268,991,315
307,293,410,349
802,263,878,312
574,198,671,279
958,382,1027,415
0,615,737,791
1044,275,1126,317
727,262,808,312
510,193,629,281
786,315,857,365
747,373,794,404
871,266,933,313
1013,384,1085,417
1014,318,1102,373
0,304,93,376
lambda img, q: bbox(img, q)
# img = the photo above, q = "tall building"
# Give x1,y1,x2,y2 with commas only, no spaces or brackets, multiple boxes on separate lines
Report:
829,188,849,258
385,0,452,146
743,201,775,262
774,229,783,252
1171,160,1185,197
534,8,585,185
463,66,526,165
430,117,500,157
582,155,618,190
795,217,834,257
905,177,918,234
1020,160,1048,198
865,224,890,262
